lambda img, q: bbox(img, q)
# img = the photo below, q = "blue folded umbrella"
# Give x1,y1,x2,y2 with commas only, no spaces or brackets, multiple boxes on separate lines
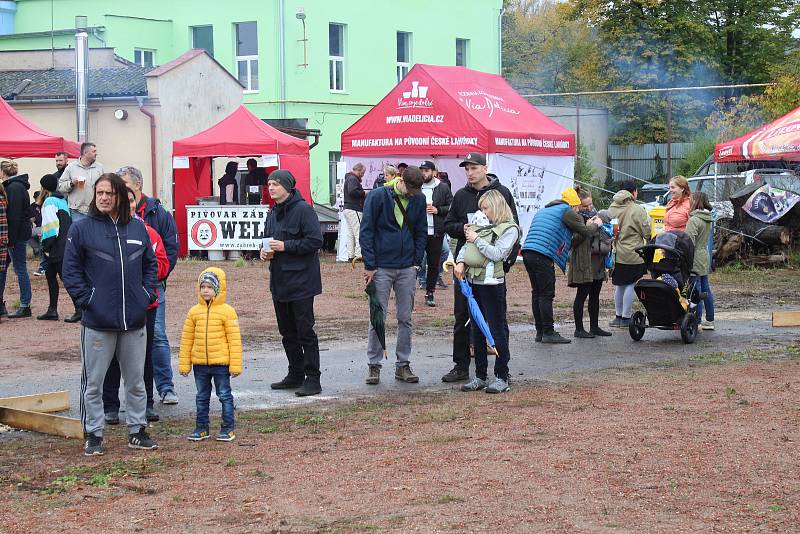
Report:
459,279,495,348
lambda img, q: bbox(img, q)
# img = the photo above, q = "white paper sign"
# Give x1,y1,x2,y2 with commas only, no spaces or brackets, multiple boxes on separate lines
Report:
172,156,190,169
261,154,279,167
249,186,260,193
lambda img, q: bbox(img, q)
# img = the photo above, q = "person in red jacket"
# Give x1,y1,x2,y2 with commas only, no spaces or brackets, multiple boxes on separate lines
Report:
102,188,170,424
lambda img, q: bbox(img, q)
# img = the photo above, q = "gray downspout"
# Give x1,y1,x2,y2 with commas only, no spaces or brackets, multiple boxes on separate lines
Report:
75,29,89,142
278,0,287,119
497,7,505,74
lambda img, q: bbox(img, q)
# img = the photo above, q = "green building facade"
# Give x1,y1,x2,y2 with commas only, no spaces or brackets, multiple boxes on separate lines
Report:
0,0,503,204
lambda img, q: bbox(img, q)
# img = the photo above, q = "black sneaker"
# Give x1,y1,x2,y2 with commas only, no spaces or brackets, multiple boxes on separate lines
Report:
128,429,158,450
541,332,571,344
104,412,120,425
84,433,105,456
270,374,304,390
425,293,436,307
441,365,469,382
64,311,82,323
146,407,160,422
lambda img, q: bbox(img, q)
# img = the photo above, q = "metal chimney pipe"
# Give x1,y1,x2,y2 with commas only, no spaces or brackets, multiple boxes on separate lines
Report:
75,19,89,143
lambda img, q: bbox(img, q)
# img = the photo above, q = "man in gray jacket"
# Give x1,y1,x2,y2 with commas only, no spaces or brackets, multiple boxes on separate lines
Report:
342,163,366,261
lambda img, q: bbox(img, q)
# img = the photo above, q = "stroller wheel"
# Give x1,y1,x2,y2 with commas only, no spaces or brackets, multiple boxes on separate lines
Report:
629,311,646,341
680,311,698,344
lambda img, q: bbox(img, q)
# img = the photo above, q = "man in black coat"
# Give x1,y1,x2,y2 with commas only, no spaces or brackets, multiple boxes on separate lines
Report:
442,153,519,383
419,160,453,307
260,170,324,397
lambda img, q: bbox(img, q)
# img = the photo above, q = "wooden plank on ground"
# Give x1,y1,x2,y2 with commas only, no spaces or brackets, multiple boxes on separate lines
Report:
772,311,800,327
0,407,82,439
0,391,70,413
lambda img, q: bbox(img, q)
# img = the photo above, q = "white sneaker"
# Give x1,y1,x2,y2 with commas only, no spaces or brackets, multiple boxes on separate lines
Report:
485,377,511,394
460,377,488,392
701,321,715,331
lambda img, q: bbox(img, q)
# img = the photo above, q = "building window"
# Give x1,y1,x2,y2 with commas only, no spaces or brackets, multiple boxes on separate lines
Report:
235,22,258,92
134,48,155,68
329,23,345,93
328,151,341,205
192,25,214,57
456,38,469,67
396,32,411,82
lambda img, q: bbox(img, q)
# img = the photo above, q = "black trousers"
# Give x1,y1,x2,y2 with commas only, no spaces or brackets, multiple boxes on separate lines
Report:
522,250,556,333
273,297,321,378
44,259,62,310
103,307,157,412
573,279,604,330
424,235,445,294
452,275,471,371
472,284,511,381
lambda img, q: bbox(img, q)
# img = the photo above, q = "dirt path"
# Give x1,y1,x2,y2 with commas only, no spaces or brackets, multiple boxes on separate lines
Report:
1,351,798,533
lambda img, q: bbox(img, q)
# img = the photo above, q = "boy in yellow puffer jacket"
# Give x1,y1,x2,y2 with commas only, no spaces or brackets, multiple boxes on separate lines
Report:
179,268,242,442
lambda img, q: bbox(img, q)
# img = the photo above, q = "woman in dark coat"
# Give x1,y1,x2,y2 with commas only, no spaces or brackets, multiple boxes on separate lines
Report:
567,190,613,338
218,161,239,205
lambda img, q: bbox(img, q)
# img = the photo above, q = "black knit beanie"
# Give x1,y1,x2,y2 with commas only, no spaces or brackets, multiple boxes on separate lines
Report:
267,169,296,193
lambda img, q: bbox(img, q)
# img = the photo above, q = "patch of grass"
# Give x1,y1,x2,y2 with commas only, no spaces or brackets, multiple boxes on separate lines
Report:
344,292,368,300
173,495,185,502
422,434,464,444
429,317,455,328
87,473,111,487
41,475,78,495
233,257,248,268
255,425,279,434
768,504,785,512
690,343,800,367
434,494,465,505
225,457,238,467
725,386,737,399
251,470,273,480
415,407,460,424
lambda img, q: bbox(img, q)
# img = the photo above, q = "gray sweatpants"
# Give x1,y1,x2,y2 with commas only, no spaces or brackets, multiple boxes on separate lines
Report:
81,325,147,436
367,267,416,367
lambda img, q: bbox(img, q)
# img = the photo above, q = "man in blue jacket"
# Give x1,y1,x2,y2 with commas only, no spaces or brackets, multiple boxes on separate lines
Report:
62,173,159,456
522,187,600,344
260,170,324,397
117,166,180,405
359,165,427,385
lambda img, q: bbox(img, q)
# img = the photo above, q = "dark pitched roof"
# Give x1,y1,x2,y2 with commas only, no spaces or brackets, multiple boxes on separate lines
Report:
0,65,150,101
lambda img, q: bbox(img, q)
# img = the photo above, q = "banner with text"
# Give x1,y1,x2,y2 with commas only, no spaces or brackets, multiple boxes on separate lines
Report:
186,205,269,250
487,153,574,244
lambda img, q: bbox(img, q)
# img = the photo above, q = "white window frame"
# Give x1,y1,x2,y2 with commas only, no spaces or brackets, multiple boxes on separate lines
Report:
329,23,346,93
235,22,259,94
236,55,259,93
191,25,214,57
134,48,155,68
396,32,411,83
456,38,469,67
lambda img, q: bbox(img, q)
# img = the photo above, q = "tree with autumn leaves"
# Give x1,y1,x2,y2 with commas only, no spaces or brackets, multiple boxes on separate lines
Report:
503,0,800,146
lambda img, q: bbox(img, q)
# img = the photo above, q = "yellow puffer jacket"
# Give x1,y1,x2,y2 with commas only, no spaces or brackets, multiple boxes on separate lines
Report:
178,267,242,374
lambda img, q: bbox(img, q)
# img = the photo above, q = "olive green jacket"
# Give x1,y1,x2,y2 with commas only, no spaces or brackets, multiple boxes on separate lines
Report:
607,191,650,265
685,209,713,275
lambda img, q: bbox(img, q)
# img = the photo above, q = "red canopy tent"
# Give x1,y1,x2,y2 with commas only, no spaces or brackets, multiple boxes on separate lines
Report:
0,97,80,158
342,64,575,157
172,105,312,256
715,105,800,163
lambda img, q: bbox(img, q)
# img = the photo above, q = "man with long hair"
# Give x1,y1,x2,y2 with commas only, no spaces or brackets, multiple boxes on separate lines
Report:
63,173,159,456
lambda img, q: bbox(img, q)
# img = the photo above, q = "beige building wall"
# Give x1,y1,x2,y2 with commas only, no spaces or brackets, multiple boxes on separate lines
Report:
9,100,152,196
146,53,243,208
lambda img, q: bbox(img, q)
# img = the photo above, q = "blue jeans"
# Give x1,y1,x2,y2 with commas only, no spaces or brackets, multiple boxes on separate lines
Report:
0,240,32,307
695,275,715,322
193,365,234,432
152,285,175,396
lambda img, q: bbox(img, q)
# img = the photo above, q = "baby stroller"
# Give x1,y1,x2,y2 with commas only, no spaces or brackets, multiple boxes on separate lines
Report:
628,231,703,344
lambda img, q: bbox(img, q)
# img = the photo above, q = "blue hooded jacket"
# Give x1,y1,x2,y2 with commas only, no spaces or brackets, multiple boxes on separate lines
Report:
62,213,158,331
136,195,178,275
359,186,427,271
